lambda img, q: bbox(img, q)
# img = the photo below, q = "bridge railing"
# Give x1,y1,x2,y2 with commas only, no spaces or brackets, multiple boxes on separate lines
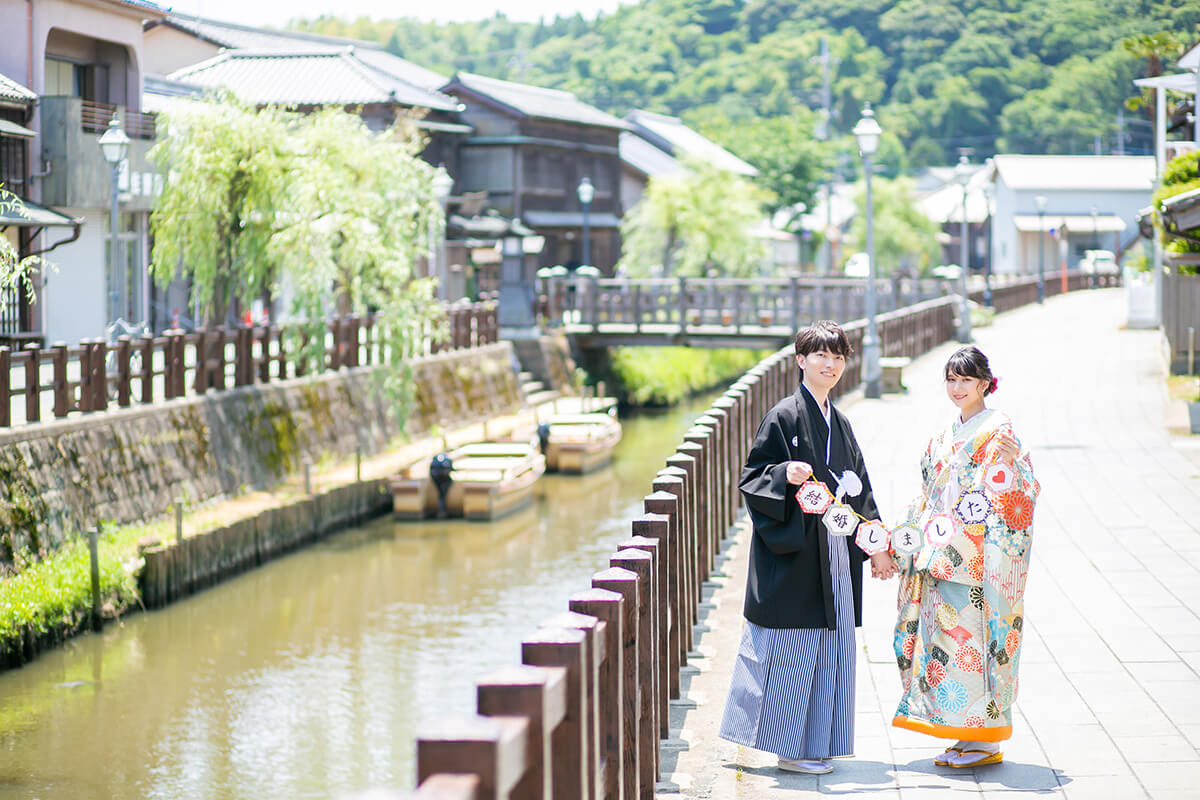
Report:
0,300,497,428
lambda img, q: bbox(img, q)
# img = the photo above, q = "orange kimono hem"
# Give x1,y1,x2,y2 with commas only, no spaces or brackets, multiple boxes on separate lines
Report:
892,715,1012,743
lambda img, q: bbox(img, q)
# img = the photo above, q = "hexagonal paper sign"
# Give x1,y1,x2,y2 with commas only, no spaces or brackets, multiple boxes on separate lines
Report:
924,513,958,548
891,525,922,555
856,520,890,555
955,490,991,525
796,480,834,514
822,502,859,537
983,462,1014,494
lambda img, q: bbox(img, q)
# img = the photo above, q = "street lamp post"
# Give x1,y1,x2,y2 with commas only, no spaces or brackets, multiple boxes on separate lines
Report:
852,104,882,399
983,181,994,308
955,155,973,342
955,157,974,345
431,165,454,300
98,116,129,325
577,176,594,268
1035,195,1047,304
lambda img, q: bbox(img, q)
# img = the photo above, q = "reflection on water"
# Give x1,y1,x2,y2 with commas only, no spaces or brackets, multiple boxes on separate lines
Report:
0,395,717,800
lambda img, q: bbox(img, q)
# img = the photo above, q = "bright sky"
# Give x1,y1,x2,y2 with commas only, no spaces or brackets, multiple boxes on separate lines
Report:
163,0,626,25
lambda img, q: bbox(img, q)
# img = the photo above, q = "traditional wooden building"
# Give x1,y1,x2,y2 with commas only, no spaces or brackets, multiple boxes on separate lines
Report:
442,72,628,272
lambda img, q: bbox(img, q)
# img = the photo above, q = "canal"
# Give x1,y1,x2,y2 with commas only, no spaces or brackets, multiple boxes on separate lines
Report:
0,394,717,799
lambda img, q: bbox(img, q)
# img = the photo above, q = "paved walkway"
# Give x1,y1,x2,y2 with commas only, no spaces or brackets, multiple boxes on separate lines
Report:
663,288,1200,799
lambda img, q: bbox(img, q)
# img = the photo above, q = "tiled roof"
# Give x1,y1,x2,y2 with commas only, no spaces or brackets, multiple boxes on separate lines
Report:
156,13,451,97
169,48,459,111
0,72,36,105
620,131,684,178
624,110,758,177
107,0,165,14
449,72,627,129
992,155,1155,192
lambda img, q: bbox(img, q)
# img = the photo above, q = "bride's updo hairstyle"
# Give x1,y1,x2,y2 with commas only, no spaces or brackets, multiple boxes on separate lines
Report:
944,346,998,395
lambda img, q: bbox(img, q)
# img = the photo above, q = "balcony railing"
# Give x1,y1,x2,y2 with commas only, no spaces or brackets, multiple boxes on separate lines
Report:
80,100,156,140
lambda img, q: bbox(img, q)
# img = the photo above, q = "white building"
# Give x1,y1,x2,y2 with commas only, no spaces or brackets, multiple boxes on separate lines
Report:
0,0,166,345
988,155,1155,275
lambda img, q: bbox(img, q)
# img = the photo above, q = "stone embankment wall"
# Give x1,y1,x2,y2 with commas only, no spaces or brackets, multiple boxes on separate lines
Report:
0,339,561,570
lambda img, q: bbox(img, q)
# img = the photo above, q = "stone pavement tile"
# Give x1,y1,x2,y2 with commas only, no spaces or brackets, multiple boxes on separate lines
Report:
1127,659,1199,684
1032,724,1128,777
972,761,1063,793
1112,735,1200,763
1128,760,1200,793
1066,671,1149,712
821,757,902,793
1179,652,1200,674
1060,774,1148,799
898,788,983,799
1041,635,1123,674
1141,682,1200,725
1177,724,1200,751
1094,708,1178,738
1139,606,1200,639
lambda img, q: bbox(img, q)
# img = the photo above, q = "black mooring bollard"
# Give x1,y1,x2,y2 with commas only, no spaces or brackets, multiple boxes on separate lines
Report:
87,527,102,632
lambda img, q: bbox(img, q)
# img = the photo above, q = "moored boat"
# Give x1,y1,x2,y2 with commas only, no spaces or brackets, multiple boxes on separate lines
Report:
390,442,546,521
541,412,622,474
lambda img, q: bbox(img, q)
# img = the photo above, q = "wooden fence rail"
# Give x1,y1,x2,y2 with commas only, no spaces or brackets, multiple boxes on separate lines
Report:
0,301,497,429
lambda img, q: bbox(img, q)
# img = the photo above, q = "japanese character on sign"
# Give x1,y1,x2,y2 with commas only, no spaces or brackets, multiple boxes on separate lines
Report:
856,520,890,555
924,513,958,548
891,525,922,555
983,462,1014,494
822,502,859,537
955,490,991,525
796,480,834,514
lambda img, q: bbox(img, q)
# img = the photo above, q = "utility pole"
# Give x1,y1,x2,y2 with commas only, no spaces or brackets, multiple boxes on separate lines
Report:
1116,108,1125,155
811,36,839,274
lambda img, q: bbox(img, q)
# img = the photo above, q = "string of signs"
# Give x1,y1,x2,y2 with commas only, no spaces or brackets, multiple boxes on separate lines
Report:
793,461,1016,556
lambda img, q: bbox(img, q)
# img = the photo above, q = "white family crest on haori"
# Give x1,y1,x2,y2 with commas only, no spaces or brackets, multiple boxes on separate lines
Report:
823,502,859,537
856,520,890,554
955,490,991,524
983,462,1014,493
891,525,922,555
924,513,957,547
792,435,800,447
796,480,834,514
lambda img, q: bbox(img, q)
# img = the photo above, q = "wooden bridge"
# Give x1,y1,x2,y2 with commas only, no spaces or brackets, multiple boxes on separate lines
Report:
544,273,1115,349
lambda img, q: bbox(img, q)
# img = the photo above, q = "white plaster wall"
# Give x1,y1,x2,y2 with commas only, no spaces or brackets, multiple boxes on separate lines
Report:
142,25,220,75
621,168,646,215
43,209,105,344
991,180,1152,274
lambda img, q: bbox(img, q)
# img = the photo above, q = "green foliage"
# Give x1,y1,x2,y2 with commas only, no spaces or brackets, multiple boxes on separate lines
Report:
0,526,141,661
608,346,762,406
618,157,772,277
149,98,445,425
0,188,45,304
694,109,828,222
291,0,1200,166
845,175,941,275
1152,150,1200,267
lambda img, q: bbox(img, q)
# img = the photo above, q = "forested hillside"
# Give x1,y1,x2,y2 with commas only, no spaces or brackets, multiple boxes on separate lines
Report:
292,0,1198,209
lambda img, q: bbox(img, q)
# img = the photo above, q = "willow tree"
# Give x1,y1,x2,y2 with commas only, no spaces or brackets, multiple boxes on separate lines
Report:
149,96,444,425
617,158,773,278
0,188,43,303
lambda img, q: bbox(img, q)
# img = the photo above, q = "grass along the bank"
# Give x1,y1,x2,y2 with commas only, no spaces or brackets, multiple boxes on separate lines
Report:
608,347,764,407
0,523,146,658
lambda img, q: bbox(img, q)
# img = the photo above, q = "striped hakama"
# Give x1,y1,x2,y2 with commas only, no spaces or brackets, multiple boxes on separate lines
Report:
719,531,857,759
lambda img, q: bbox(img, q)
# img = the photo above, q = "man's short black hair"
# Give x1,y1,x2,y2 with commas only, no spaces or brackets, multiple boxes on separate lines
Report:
794,319,853,358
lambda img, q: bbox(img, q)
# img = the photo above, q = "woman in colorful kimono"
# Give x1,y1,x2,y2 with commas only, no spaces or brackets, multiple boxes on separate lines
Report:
890,346,1038,768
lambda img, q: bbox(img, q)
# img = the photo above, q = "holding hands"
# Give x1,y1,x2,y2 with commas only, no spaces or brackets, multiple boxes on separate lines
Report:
785,461,814,485
869,551,899,580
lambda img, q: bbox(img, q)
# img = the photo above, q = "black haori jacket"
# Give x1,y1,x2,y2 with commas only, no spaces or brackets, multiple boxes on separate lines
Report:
738,384,880,630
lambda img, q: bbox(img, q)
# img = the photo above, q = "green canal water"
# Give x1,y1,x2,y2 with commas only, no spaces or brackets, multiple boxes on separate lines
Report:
0,394,718,799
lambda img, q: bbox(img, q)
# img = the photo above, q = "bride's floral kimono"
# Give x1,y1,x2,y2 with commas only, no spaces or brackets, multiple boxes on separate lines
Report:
891,408,1038,743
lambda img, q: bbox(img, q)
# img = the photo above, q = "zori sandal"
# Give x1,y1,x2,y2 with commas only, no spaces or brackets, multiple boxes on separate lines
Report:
932,746,963,767
946,749,1003,768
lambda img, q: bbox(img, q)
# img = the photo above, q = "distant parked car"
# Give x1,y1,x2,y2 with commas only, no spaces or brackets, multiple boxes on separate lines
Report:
843,252,870,277
931,264,962,280
1080,249,1117,275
